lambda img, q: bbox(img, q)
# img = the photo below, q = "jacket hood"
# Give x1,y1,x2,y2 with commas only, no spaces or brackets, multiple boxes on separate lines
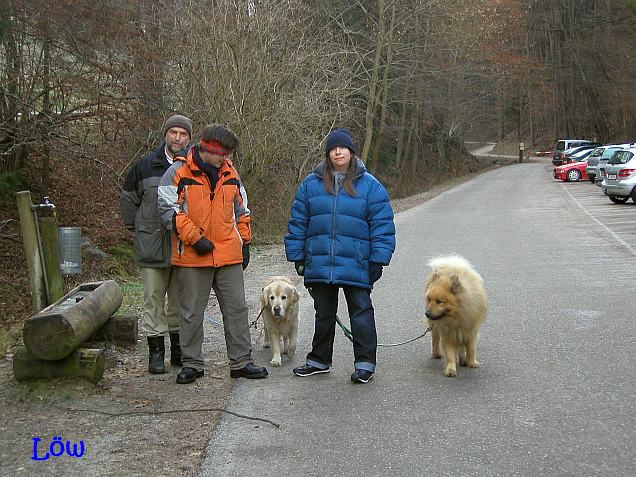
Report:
313,157,366,179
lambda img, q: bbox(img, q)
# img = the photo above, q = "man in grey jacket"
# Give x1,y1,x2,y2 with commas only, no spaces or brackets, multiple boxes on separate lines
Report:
120,114,192,374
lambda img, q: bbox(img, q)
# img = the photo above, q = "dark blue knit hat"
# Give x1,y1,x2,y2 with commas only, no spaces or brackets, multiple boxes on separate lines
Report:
325,128,356,155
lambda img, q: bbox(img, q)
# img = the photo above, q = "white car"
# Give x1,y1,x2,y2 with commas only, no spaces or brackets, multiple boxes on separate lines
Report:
585,144,631,185
601,146,636,204
552,139,599,165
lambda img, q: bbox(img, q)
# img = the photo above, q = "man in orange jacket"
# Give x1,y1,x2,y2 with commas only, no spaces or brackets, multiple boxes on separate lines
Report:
158,124,268,384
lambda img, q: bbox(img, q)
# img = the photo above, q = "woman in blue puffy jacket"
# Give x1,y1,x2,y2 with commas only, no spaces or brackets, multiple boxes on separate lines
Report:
284,128,396,383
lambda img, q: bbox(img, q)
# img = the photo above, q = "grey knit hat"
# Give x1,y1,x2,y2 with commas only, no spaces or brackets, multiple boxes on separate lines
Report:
162,114,192,138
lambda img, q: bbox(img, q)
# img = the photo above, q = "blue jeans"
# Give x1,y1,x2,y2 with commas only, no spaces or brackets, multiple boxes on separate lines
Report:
306,284,376,372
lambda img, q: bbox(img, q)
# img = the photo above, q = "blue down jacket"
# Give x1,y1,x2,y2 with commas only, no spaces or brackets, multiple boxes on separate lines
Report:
285,158,396,289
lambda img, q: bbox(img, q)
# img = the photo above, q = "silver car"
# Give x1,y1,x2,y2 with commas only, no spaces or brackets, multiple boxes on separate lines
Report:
585,144,630,185
601,146,636,204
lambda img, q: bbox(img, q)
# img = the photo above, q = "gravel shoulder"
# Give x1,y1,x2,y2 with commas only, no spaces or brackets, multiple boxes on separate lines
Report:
0,156,517,476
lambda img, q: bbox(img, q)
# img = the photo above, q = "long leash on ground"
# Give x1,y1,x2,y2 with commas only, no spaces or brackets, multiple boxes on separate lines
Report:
335,313,431,347
204,309,265,330
211,289,431,347
305,286,431,348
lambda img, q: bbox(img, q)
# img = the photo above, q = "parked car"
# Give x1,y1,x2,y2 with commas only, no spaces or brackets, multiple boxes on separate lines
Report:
552,139,600,165
585,144,631,184
552,144,598,166
601,146,636,204
553,156,589,182
561,146,595,164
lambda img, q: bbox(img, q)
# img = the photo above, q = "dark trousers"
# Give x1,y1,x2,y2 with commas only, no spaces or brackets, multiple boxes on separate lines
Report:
306,283,377,372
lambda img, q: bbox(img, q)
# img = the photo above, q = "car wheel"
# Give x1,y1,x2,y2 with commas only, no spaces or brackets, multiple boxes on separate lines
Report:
608,195,629,204
631,188,636,205
566,169,581,182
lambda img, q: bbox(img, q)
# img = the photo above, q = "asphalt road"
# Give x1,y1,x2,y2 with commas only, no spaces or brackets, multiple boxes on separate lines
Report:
201,160,635,476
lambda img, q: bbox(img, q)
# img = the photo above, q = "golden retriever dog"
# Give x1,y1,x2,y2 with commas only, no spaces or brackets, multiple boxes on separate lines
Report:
424,256,488,377
260,276,300,367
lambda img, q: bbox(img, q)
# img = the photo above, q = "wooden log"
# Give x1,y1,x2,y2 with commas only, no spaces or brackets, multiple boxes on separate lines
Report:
38,215,64,303
16,191,47,312
89,314,139,345
12,347,105,384
23,280,123,360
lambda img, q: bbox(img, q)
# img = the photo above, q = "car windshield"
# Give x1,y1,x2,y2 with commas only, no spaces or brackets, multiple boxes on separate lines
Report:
589,148,603,157
601,148,621,159
608,150,634,165
556,141,565,151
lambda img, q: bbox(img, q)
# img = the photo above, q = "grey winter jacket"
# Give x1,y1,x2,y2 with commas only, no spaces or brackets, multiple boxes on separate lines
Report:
120,143,178,268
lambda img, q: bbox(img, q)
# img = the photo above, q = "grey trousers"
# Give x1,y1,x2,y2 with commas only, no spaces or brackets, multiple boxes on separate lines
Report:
141,267,180,337
176,264,253,371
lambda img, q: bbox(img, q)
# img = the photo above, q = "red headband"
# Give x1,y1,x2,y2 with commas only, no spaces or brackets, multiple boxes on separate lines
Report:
200,140,231,157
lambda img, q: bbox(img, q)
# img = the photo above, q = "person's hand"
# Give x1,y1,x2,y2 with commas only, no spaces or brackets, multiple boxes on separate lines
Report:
369,262,383,284
193,236,213,255
242,244,250,270
294,261,305,276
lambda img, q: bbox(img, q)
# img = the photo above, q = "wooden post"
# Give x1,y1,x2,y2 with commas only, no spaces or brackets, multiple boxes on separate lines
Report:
23,280,123,360
16,191,46,312
13,347,105,384
39,215,64,303
89,314,139,345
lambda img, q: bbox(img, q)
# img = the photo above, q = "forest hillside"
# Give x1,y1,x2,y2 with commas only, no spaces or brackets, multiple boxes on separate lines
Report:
1,1,635,350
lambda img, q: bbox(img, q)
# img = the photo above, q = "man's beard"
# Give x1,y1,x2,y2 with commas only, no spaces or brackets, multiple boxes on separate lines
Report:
167,142,185,155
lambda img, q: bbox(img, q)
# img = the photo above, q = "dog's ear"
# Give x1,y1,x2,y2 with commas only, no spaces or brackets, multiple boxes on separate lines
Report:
260,286,269,307
425,271,438,289
289,285,300,305
450,275,462,294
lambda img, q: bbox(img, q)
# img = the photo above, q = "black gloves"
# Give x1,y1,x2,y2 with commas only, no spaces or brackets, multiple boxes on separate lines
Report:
294,261,305,276
369,262,383,284
193,236,213,255
242,244,250,270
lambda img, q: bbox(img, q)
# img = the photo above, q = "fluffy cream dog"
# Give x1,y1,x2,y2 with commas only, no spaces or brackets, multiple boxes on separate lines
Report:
424,255,488,377
260,276,300,367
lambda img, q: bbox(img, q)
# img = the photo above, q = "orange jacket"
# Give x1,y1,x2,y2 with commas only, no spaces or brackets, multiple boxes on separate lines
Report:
157,148,251,267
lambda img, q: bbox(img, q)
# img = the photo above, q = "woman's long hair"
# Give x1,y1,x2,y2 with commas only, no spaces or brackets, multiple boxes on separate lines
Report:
322,154,358,196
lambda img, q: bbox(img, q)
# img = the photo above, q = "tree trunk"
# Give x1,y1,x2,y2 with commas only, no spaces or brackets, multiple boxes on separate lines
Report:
394,102,409,170
497,81,505,140
23,280,123,360
360,0,385,163
369,1,396,170
41,24,52,193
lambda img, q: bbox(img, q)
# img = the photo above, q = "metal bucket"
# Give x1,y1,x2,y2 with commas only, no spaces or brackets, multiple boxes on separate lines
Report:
57,227,82,275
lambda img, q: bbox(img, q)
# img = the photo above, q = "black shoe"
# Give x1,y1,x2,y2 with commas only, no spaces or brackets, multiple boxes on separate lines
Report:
169,332,182,366
293,364,330,377
351,369,374,383
230,363,268,379
147,336,166,374
176,367,204,384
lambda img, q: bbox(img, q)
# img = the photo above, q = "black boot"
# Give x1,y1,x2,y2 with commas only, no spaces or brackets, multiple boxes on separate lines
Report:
147,336,166,374
169,332,182,366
